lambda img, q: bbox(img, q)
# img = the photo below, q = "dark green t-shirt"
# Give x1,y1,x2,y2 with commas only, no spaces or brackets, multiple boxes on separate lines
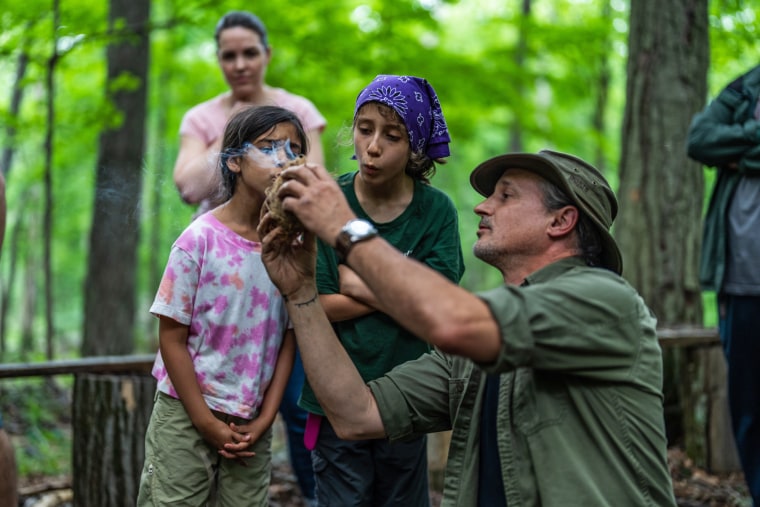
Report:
299,172,465,415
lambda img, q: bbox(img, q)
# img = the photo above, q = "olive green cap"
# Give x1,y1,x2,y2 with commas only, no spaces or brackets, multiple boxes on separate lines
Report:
469,150,622,275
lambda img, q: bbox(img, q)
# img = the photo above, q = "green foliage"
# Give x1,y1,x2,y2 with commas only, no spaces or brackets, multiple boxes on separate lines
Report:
0,0,758,360
0,0,757,481
707,1,759,89
16,424,71,477
1,378,72,477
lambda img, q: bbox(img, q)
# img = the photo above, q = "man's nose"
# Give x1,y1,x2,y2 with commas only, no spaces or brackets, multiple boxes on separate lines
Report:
474,200,491,216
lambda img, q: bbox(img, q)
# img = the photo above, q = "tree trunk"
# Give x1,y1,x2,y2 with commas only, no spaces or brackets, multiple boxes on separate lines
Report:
0,49,27,177
82,0,150,356
0,191,30,359
20,253,38,360
618,0,706,323
591,1,612,172
683,345,740,472
617,0,736,470
72,373,156,507
43,0,59,361
508,0,531,153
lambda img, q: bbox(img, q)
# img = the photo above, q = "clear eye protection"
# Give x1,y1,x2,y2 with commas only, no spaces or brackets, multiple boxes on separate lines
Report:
244,139,298,168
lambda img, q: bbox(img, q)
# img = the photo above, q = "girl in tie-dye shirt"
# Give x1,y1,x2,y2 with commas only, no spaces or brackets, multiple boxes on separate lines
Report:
137,106,308,507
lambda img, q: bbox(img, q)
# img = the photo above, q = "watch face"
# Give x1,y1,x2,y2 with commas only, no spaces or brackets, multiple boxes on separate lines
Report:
350,220,374,235
336,219,377,259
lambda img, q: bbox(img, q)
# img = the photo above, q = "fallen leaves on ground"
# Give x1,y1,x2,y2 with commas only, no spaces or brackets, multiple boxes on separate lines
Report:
18,447,751,507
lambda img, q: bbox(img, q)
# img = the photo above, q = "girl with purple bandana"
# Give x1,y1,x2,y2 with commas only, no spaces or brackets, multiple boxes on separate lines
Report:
299,75,465,506
138,106,305,507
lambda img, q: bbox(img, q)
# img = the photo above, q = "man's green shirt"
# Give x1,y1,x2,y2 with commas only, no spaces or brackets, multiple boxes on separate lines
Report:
369,258,676,506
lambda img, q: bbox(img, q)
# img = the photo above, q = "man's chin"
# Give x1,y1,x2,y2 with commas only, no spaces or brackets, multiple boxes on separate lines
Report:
473,244,496,265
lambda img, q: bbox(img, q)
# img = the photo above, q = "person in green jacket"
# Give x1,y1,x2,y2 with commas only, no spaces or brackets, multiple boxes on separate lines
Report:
687,63,760,507
254,149,676,506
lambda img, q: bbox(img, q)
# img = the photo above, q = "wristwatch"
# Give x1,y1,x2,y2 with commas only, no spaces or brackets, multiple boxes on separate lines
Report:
335,219,378,261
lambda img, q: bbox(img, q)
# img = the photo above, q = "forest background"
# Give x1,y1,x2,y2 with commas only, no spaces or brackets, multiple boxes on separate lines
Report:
0,0,758,486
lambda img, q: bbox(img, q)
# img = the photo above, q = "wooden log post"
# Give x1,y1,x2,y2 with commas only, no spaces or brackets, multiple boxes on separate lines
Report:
659,327,741,473
681,346,741,473
72,373,156,507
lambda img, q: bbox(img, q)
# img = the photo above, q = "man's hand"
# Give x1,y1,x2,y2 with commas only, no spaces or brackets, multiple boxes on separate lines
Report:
258,210,318,299
275,163,355,246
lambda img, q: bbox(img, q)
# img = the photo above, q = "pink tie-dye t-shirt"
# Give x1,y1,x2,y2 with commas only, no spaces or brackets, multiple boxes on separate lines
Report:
149,212,289,419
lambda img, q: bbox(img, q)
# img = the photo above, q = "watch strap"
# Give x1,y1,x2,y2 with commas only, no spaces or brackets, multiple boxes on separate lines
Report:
335,219,378,261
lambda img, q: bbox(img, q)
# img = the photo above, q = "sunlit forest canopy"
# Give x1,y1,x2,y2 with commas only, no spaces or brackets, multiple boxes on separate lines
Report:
0,0,758,358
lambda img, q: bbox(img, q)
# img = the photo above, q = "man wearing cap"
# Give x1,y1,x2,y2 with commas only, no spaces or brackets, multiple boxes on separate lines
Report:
255,150,676,506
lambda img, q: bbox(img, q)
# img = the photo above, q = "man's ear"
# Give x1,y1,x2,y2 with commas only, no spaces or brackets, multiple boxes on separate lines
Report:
547,205,578,239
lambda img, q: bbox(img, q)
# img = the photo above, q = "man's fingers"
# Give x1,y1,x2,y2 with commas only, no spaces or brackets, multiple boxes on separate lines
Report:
276,177,304,201
280,162,328,185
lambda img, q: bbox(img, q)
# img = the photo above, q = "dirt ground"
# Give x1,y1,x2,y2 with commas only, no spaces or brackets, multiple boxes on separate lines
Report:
18,445,750,507
12,409,752,507
6,379,752,506
668,447,751,507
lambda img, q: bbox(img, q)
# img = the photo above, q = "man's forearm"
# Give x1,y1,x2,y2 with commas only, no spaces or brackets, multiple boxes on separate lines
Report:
285,286,385,439
344,237,501,363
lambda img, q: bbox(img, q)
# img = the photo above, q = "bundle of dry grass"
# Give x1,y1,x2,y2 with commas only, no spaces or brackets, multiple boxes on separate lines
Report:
264,155,306,240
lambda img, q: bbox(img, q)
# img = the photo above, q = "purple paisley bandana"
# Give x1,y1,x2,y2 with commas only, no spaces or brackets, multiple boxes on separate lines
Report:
354,74,451,159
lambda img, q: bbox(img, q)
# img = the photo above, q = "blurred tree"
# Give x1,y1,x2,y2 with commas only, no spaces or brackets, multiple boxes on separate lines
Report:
509,0,531,153
616,0,708,447
75,2,152,503
0,41,27,359
0,0,755,360
43,1,61,362
81,0,150,356
0,0,758,490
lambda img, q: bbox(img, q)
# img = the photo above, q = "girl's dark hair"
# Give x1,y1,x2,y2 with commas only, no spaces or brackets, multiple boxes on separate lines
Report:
219,106,308,200
214,11,269,48
355,102,436,183
538,179,603,268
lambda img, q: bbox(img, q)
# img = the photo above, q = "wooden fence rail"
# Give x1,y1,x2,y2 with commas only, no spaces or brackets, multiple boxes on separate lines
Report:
0,326,721,379
655,327,740,474
657,326,720,347
1,354,156,507
0,354,155,378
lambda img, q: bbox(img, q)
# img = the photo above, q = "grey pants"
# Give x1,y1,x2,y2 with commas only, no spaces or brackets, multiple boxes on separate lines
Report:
311,416,430,507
